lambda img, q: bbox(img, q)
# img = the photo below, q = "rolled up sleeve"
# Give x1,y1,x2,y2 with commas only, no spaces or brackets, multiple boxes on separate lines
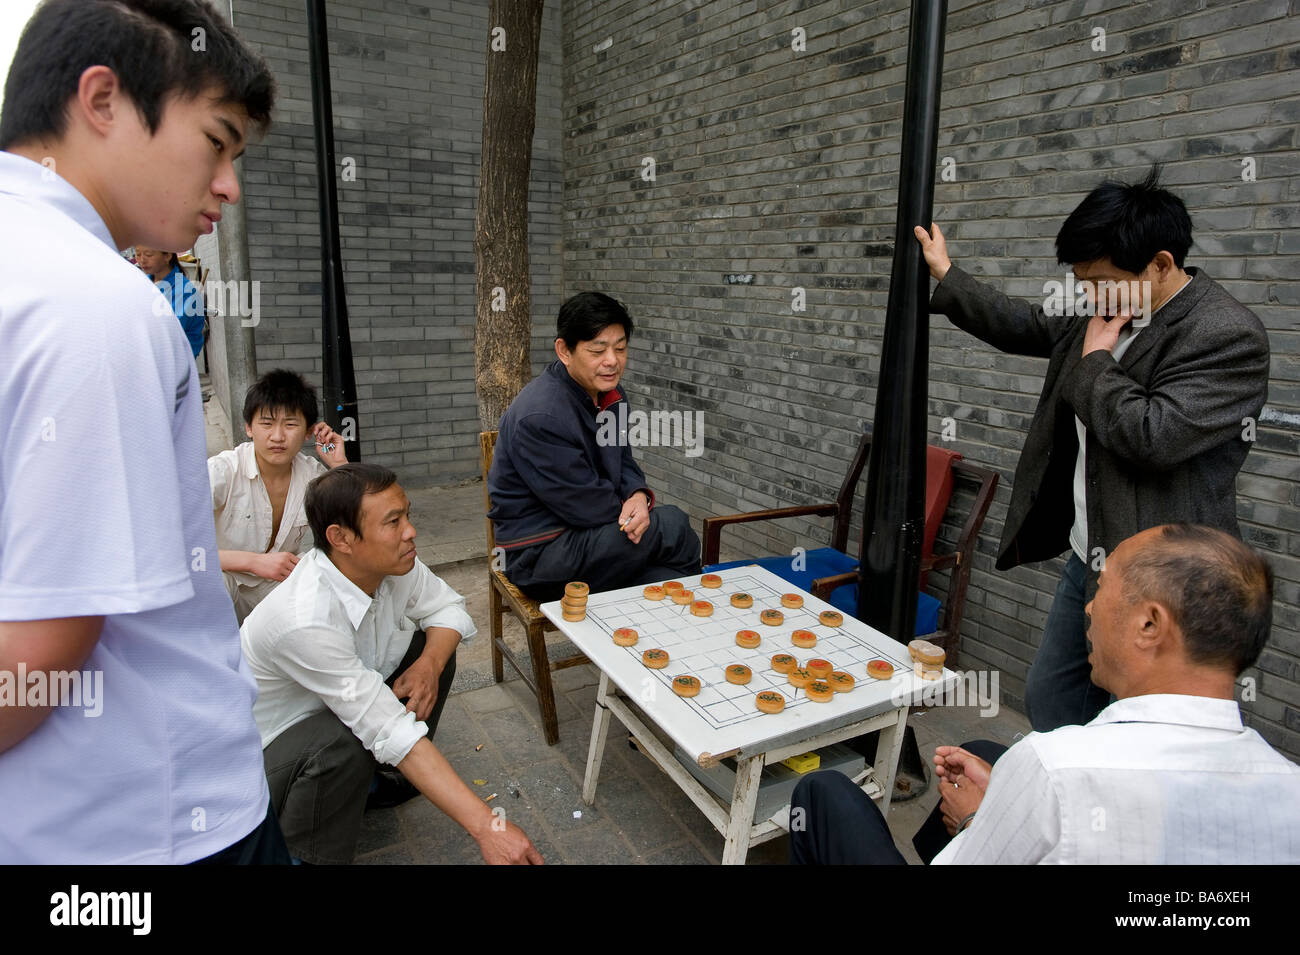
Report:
401,561,477,644
208,453,233,512
273,623,428,766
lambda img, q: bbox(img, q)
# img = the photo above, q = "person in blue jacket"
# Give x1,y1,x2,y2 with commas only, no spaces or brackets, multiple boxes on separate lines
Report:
488,292,700,601
137,245,204,358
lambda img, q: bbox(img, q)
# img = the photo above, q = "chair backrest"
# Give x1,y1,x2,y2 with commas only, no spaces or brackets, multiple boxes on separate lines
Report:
922,445,962,584
830,432,873,552
830,433,962,567
479,430,498,556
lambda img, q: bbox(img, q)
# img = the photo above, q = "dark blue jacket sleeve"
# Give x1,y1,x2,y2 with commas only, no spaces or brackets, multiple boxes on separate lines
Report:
617,443,652,506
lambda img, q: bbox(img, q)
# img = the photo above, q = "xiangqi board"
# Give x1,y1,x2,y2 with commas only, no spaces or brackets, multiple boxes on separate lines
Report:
543,565,948,762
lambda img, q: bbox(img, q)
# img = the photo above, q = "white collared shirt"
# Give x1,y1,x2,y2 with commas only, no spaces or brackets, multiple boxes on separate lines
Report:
0,151,269,863
240,549,477,766
932,694,1300,864
209,441,327,589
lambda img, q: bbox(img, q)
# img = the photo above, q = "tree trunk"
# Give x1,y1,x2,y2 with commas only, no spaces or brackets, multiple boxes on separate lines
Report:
475,0,544,433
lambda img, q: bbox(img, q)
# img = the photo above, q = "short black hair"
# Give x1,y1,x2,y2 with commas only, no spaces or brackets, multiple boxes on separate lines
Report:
242,369,319,428
0,0,275,151
556,292,634,350
1055,166,1193,273
305,463,398,556
1122,524,1273,676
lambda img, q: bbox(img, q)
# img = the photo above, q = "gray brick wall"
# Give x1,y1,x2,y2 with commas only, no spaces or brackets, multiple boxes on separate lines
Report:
559,0,1300,758
229,0,565,484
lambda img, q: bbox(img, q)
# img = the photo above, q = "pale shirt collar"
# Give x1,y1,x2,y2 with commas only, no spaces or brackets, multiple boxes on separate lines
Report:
1117,271,1190,338
309,547,392,631
235,438,318,485
1145,271,1192,319
0,151,117,251
238,440,263,480
1089,693,1243,733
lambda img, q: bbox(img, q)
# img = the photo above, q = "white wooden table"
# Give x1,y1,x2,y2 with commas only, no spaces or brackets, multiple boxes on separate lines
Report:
541,565,955,864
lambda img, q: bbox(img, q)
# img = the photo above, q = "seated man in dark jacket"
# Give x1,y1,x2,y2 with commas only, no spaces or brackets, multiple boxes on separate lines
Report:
488,292,700,600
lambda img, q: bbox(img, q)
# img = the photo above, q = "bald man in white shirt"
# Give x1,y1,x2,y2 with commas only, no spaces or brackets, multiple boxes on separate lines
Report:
241,463,542,865
791,524,1300,865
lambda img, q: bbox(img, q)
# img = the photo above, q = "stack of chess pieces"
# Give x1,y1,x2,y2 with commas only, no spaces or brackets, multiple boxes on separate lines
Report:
908,638,946,680
561,581,590,621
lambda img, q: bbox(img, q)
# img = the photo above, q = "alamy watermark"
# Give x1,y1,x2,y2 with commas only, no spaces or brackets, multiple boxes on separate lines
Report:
150,277,261,327
1043,272,1152,319
596,403,704,458
891,668,1000,717
50,885,150,935
1,665,103,717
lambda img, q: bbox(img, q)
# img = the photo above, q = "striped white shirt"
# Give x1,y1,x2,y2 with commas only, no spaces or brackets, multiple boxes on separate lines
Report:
932,694,1300,864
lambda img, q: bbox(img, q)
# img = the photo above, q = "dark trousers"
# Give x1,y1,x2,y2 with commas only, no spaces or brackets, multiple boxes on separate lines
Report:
1024,554,1112,732
508,503,701,602
263,632,457,864
190,801,291,865
789,740,1008,865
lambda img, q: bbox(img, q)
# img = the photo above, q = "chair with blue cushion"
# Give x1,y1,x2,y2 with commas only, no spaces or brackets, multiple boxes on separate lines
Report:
701,432,998,655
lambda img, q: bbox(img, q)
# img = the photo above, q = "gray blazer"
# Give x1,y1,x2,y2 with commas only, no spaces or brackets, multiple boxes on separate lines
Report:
930,265,1269,598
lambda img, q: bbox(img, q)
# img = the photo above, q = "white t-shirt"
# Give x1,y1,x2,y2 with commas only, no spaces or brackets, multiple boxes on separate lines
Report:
0,151,269,863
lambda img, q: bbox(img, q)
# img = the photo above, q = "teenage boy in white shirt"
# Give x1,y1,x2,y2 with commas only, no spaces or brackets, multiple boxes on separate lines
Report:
241,463,543,865
0,0,286,862
209,368,346,622
789,525,1300,865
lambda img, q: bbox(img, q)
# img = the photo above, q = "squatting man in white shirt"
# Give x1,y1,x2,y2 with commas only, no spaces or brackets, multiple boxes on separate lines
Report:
241,463,543,864
789,524,1300,864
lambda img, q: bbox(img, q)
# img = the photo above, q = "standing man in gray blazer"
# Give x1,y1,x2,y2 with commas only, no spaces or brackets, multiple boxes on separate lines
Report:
913,168,1269,732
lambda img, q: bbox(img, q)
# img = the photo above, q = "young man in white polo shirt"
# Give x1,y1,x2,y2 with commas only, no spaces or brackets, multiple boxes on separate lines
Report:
0,0,284,862
209,368,346,623
241,463,543,864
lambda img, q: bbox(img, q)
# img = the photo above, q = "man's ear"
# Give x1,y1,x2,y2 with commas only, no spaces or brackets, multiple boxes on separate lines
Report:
325,524,352,556
75,65,126,139
1134,599,1172,653
554,337,569,363
1149,250,1177,278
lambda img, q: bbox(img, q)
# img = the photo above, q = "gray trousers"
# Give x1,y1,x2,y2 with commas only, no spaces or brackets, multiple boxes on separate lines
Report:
263,631,456,864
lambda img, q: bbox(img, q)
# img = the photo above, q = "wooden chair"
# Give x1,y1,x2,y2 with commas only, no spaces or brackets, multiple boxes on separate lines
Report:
702,432,998,657
479,430,589,745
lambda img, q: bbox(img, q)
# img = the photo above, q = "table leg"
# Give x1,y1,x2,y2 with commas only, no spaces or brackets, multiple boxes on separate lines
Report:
581,672,613,805
873,706,910,815
721,754,765,865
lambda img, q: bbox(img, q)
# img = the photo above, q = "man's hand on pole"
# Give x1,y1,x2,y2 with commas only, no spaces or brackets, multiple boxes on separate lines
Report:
913,222,952,283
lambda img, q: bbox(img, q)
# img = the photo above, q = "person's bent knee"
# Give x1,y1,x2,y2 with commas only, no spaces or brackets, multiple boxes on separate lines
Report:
301,720,374,788
792,769,854,812
651,504,690,534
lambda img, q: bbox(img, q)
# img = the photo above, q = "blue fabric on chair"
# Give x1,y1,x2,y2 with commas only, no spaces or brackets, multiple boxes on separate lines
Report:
704,547,941,637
